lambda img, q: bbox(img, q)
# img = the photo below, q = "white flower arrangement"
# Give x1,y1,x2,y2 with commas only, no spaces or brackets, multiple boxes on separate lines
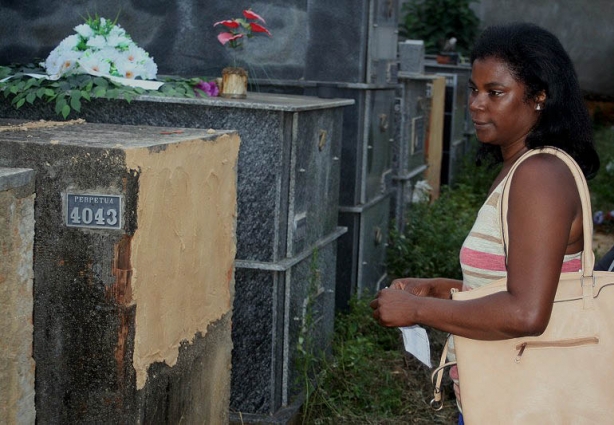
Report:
41,16,158,83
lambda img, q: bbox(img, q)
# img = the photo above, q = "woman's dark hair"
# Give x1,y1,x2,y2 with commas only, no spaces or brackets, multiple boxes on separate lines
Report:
471,22,600,178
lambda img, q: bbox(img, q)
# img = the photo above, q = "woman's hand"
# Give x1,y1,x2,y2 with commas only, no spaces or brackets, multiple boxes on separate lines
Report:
370,278,462,328
369,288,418,328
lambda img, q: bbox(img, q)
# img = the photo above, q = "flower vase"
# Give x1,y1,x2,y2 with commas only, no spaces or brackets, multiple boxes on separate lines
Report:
221,67,248,99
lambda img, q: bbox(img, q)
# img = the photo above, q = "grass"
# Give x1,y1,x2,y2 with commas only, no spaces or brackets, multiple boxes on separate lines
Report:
589,125,614,235
300,298,459,424
301,126,613,424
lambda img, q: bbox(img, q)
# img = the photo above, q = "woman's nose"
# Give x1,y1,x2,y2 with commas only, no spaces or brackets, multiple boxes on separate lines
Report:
469,92,484,112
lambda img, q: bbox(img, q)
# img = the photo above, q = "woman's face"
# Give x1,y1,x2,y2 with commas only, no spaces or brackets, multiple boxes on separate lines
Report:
469,57,542,151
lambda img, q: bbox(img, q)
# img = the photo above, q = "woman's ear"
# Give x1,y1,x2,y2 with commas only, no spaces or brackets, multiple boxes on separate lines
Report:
534,91,547,111
535,91,546,105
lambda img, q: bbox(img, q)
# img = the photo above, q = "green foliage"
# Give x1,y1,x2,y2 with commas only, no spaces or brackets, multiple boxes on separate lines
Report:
0,64,213,119
590,125,614,233
399,0,481,55
302,297,458,424
387,145,499,281
295,249,326,411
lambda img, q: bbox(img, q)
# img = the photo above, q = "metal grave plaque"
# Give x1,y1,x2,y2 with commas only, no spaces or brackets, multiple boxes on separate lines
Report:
66,193,122,230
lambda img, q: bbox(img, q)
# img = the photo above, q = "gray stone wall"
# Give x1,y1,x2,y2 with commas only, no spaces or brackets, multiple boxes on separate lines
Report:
0,0,395,84
398,0,614,97
0,168,35,424
3,1,613,94
0,0,307,81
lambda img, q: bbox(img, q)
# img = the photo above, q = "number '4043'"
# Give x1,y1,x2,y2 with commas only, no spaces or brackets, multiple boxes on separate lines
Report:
70,207,118,226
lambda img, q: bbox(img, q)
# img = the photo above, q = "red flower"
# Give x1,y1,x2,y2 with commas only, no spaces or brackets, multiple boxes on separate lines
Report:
214,10,271,50
249,23,271,36
243,9,265,23
217,32,244,46
213,19,240,29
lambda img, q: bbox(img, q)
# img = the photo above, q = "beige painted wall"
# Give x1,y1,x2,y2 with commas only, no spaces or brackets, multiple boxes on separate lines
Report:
125,132,240,393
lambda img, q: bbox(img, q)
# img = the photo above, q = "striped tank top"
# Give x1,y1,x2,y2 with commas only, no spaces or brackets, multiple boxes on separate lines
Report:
460,176,582,290
448,174,582,367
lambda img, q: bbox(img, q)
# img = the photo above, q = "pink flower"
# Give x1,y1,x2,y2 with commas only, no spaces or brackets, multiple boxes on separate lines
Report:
243,9,265,23
194,80,219,97
217,32,244,46
213,19,240,29
249,23,271,36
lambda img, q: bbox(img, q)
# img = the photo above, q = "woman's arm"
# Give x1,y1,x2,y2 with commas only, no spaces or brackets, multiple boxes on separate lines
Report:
371,154,582,340
389,277,463,298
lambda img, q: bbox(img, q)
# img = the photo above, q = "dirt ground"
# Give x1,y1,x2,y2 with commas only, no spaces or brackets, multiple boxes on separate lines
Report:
594,231,614,260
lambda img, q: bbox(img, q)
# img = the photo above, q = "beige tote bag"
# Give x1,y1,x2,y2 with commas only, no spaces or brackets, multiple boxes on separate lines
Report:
451,147,614,424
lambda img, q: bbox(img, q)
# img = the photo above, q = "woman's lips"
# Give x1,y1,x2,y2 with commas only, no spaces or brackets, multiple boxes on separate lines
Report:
472,120,490,130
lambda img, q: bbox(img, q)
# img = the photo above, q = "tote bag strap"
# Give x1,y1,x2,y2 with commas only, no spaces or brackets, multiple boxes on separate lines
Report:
500,147,595,276
430,336,456,411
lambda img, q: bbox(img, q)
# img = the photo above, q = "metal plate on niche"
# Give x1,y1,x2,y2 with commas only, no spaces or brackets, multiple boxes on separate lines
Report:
411,116,425,154
65,193,122,230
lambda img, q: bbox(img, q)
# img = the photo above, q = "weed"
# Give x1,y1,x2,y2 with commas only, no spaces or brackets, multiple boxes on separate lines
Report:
590,126,614,234
302,298,458,424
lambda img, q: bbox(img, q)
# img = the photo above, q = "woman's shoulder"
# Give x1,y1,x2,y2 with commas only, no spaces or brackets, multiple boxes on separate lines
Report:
514,151,576,185
509,151,579,205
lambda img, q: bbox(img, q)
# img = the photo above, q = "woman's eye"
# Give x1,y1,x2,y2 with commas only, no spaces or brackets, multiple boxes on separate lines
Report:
489,90,504,97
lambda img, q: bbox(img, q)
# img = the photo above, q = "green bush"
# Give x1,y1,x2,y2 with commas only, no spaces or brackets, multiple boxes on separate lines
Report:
590,125,614,233
387,145,498,280
399,0,481,55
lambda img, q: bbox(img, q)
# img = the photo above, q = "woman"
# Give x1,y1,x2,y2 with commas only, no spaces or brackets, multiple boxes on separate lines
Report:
370,22,600,418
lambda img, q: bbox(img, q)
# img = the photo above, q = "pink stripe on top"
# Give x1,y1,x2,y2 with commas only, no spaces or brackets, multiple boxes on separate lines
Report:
460,247,507,272
561,258,582,273
461,247,582,274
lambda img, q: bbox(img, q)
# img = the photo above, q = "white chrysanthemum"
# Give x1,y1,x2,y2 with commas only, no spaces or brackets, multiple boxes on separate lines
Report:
42,47,66,75
42,18,158,81
52,50,82,76
109,24,126,38
125,44,148,63
98,46,122,71
86,35,106,50
57,34,81,51
107,25,129,47
79,51,111,75
74,23,94,39
107,32,131,49
114,56,139,79
141,56,158,79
